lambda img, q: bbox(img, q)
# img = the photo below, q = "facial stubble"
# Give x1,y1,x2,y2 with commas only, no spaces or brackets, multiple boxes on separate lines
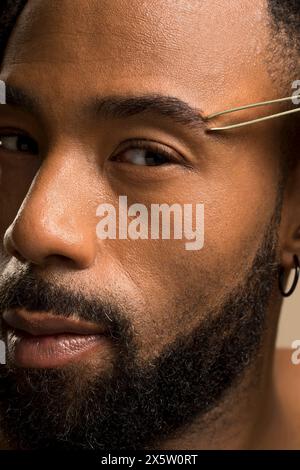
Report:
0,199,281,450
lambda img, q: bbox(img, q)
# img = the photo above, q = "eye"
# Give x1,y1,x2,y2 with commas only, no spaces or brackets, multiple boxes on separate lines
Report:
0,134,39,155
112,140,177,166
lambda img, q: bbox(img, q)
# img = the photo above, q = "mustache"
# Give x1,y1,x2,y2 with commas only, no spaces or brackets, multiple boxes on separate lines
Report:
0,265,127,341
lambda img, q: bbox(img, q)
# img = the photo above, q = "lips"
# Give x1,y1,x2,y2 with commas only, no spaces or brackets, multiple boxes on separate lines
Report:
3,308,109,336
2,308,111,368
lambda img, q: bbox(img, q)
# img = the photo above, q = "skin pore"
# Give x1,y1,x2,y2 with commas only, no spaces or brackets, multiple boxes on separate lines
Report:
0,0,300,449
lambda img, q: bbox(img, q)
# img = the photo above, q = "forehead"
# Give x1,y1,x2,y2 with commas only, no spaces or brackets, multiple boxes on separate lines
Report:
1,0,270,113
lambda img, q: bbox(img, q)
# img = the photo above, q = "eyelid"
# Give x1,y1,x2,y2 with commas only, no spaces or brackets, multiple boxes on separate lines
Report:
111,138,184,164
0,127,33,138
0,129,38,154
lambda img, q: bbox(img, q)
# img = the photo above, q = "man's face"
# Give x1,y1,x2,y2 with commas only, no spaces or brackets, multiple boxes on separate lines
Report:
0,0,284,449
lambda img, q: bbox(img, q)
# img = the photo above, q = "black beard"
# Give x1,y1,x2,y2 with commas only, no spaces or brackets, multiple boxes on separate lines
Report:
0,206,281,450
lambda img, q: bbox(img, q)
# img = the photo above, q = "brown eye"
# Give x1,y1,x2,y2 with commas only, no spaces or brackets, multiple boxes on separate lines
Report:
112,140,178,166
117,147,171,166
0,134,39,155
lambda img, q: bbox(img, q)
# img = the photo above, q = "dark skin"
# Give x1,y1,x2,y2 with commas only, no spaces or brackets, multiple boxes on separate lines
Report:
0,0,300,449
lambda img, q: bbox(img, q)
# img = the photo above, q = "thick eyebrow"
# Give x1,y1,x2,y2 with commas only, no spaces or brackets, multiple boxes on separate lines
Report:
91,93,207,130
3,84,207,131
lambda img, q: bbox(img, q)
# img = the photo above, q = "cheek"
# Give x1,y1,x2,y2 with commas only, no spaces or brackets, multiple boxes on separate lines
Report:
199,132,281,295
102,153,279,360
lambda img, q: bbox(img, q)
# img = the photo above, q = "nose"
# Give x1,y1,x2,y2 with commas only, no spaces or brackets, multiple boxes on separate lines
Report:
3,151,98,269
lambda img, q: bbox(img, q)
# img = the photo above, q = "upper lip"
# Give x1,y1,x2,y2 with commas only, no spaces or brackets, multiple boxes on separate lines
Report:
2,308,109,337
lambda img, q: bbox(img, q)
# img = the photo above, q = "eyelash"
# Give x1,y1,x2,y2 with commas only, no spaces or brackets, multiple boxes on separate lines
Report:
0,132,39,155
0,132,181,167
112,139,178,165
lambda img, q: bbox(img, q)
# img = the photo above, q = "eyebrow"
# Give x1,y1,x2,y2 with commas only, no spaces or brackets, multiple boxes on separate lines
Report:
3,84,207,131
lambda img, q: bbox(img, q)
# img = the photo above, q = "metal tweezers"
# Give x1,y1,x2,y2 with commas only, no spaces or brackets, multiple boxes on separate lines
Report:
206,95,300,131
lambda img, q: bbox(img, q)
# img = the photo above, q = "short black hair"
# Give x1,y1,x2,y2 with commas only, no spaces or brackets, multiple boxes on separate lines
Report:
269,0,300,38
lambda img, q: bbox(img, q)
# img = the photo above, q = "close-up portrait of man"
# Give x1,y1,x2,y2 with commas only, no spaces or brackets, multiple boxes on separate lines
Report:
0,0,300,453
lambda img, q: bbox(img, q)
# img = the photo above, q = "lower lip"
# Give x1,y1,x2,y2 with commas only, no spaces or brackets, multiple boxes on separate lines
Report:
6,329,110,368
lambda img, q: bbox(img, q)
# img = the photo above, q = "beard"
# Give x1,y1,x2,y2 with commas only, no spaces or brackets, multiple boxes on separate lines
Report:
0,204,281,450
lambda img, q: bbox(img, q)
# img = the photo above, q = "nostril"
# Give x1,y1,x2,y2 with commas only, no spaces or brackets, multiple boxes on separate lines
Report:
7,244,27,263
3,229,26,263
11,249,27,263
3,214,96,269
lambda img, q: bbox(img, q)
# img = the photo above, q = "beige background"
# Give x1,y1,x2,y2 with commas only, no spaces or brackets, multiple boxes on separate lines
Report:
277,283,300,348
